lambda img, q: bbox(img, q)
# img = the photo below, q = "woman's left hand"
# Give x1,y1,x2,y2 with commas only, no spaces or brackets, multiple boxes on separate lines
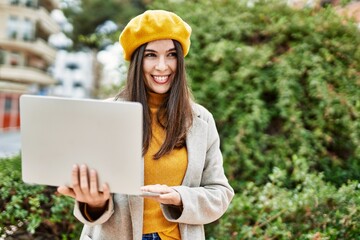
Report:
140,184,182,206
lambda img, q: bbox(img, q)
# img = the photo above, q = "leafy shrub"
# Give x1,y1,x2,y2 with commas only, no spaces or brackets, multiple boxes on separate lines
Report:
149,0,360,238
0,155,82,239
207,156,360,239
150,0,360,189
3,0,359,238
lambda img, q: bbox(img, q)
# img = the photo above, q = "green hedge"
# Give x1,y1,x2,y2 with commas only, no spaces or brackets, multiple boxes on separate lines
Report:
0,155,82,239
207,156,360,239
150,0,360,238
150,0,360,189
1,155,359,239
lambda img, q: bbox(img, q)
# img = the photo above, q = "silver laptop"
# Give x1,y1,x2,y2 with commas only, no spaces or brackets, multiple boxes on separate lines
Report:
20,95,151,196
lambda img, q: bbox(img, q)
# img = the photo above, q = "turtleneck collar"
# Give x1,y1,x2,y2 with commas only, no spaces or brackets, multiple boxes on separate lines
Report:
147,91,168,109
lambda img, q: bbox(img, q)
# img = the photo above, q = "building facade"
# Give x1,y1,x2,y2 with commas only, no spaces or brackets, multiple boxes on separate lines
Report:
52,50,95,99
0,0,60,131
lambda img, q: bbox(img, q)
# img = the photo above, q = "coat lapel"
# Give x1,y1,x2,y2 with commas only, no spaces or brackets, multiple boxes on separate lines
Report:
182,107,208,186
129,195,143,239
129,156,144,239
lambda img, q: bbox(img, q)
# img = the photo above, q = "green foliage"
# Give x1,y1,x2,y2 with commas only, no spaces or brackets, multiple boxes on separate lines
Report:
150,0,360,238
0,155,82,239
208,156,360,239
151,0,360,189
2,0,359,238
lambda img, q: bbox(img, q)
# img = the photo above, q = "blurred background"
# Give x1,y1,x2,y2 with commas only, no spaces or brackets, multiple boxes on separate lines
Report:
0,0,146,157
0,0,360,239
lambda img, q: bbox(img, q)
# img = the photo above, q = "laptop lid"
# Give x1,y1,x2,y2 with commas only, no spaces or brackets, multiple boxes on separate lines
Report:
20,95,144,195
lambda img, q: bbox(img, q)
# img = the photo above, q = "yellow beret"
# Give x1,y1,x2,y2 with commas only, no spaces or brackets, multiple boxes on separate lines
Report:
119,10,192,61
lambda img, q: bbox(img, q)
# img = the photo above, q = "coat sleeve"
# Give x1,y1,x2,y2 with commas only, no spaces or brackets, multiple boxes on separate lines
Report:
161,108,234,225
73,195,115,226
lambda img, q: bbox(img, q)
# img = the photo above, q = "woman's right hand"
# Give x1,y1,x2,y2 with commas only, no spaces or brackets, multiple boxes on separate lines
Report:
57,164,110,209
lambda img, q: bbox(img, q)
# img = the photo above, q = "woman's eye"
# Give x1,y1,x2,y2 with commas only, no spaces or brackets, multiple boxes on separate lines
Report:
168,52,177,57
145,53,156,57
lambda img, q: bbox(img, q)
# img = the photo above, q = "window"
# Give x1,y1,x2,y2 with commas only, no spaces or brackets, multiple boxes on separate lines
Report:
66,63,79,70
25,0,32,7
73,82,83,88
9,0,38,7
5,97,12,113
7,16,18,40
9,0,20,5
7,16,35,41
23,18,34,41
0,50,5,65
56,80,63,86
24,0,38,8
9,52,21,66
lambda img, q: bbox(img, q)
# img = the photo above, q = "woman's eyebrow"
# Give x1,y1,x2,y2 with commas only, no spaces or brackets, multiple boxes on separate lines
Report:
144,48,176,52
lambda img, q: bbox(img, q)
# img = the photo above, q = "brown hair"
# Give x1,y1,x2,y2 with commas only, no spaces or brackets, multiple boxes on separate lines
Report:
115,40,193,159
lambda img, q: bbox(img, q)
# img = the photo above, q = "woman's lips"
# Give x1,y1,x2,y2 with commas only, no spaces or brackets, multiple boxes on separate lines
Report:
152,75,170,84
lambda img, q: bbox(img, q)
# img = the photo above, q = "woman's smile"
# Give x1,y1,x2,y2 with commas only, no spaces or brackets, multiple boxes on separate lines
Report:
152,75,171,84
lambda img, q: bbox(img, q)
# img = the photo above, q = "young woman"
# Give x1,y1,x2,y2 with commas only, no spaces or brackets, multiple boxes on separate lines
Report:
58,10,234,240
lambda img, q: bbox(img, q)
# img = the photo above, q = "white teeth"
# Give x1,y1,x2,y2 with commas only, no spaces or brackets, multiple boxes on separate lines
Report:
153,75,168,83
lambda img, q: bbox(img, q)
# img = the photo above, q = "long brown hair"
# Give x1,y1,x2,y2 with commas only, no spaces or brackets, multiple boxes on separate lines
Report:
115,40,193,159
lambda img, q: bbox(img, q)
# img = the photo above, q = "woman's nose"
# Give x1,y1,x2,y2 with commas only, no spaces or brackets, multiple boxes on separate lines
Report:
155,57,168,71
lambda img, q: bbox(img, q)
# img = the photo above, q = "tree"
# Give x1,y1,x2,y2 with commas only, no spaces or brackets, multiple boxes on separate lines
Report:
62,0,147,49
60,0,148,97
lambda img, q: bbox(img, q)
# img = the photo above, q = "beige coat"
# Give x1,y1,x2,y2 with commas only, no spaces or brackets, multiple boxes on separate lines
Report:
74,103,234,240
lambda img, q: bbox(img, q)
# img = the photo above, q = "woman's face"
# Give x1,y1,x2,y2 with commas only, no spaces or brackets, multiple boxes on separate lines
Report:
142,39,177,94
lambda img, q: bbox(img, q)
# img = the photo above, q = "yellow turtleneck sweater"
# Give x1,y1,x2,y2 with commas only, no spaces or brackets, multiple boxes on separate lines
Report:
143,91,188,240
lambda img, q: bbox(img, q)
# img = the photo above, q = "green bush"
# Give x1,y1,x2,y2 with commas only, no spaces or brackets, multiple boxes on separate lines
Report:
149,0,360,238
2,0,359,238
207,156,360,239
0,155,82,239
150,0,360,189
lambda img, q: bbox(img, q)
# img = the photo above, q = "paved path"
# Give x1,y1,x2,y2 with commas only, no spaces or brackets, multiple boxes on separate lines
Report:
0,131,21,159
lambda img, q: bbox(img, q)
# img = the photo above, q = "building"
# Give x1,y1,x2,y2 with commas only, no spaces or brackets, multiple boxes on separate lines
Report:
52,50,95,99
0,0,60,131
